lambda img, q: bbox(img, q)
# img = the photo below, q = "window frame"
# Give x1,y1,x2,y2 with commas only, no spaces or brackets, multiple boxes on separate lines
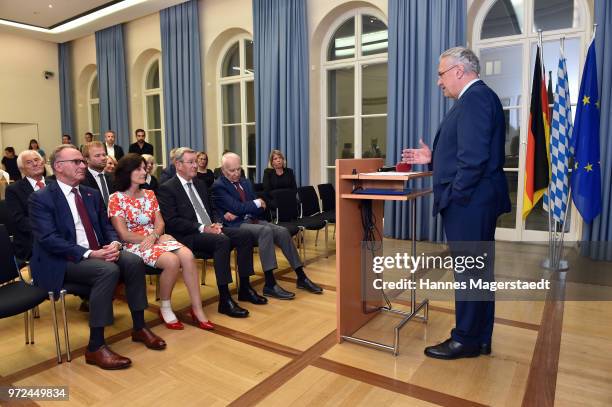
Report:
142,55,166,168
87,72,100,138
216,34,256,179
321,8,389,183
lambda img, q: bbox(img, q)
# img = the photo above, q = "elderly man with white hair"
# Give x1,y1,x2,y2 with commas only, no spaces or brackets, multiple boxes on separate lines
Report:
211,152,323,300
5,149,48,260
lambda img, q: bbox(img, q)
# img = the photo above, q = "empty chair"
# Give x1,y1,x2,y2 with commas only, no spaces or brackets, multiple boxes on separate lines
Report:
270,189,326,261
0,225,62,363
297,186,329,257
317,183,336,238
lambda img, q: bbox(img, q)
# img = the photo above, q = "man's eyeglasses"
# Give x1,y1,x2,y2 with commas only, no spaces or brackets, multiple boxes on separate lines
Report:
438,64,458,78
178,160,197,166
56,159,87,166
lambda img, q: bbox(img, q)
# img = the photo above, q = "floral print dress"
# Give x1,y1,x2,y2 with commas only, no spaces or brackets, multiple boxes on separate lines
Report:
108,189,183,267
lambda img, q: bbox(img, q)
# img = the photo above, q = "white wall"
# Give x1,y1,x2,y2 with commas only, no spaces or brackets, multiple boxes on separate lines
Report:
0,32,61,156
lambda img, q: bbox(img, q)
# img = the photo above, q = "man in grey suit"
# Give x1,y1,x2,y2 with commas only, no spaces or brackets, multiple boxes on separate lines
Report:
211,152,322,299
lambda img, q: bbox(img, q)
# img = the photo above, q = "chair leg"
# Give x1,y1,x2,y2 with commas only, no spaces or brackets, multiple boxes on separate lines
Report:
48,292,63,364
29,308,35,344
24,312,29,344
59,290,71,362
301,228,306,262
33,305,40,318
315,229,319,246
201,259,207,286
325,223,329,258
155,276,160,301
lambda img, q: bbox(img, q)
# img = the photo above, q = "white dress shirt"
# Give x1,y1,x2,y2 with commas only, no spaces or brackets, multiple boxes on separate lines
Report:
88,167,109,193
177,174,212,232
56,180,98,258
106,143,116,159
26,176,45,191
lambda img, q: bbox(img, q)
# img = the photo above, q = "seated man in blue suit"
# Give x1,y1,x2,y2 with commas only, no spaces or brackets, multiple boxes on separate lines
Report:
29,145,166,370
211,152,322,299
402,47,511,360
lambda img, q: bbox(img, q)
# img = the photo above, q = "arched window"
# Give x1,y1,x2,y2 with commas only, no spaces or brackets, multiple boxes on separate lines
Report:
322,10,388,183
474,0,590,241
88,73,100,138
218,36,255,181
143,57,165,167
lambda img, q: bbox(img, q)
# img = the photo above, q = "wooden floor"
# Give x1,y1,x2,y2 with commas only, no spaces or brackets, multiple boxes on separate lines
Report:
1,232,611,406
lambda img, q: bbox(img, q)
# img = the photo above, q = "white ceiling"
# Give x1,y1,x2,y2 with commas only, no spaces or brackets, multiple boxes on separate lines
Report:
0,0,188,43
0,0,117,29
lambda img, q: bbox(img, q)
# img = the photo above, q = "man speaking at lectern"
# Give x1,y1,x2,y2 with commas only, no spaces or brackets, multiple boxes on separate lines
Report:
402,47,511,360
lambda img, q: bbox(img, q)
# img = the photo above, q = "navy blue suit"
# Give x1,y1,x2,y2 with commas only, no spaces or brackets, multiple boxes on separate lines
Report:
211,176,265,227
29,182,118,295
29,181,147,327
431,80,511,346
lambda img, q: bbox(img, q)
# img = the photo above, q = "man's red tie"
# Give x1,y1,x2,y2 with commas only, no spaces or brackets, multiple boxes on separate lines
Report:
35,180,45,190
71,187,100,250
234,182,246,202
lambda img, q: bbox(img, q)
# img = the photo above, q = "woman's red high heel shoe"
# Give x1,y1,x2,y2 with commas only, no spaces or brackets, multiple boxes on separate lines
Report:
188,309,214,330
158,309,184,330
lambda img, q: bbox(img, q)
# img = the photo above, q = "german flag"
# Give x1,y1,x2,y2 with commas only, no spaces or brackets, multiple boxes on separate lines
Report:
523,46,551,219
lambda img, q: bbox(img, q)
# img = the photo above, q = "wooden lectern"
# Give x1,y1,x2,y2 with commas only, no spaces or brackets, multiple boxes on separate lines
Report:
335,158,432,355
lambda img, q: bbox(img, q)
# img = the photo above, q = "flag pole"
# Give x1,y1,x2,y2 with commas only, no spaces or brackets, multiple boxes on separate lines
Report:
537,29,556,271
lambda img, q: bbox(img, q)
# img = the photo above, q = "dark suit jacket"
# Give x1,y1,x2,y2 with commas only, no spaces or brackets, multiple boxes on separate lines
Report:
211,176,264,227
142,175,159,192
431,80,511,218
104,144,124,161
5,178,47,259
29,182,119,295
128,142,154,155
157,176,221,245
81,169,115,203
159,164,176,184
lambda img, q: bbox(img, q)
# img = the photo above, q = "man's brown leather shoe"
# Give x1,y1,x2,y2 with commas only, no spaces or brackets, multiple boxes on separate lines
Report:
131,327,166,350
85,345,131,370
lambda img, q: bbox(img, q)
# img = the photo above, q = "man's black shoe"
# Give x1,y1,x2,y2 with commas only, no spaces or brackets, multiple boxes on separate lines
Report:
480,343,492,355
218,298,249,318
296,277,323,294
263,284,295,300
424,338,480,360
238,287,268,304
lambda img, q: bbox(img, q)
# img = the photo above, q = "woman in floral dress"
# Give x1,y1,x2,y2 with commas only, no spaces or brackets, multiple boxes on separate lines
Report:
108,154,213,330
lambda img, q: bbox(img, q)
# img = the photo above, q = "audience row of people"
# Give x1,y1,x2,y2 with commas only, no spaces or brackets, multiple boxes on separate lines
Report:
4,142,321,371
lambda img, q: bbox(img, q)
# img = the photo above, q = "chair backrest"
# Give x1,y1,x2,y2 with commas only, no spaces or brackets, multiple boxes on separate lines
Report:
0,225,19,285
297,186,321,217
270,189,299,222
0,200,17,236
253,183,264,193
317,184,335,212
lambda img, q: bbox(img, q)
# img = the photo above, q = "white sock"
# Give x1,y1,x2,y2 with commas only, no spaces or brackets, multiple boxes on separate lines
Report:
160,300,177,322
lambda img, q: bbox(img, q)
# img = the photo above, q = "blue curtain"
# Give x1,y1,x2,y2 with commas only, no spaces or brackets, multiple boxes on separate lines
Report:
58,42,74,137
95,24,130,149
253,0,309,185
582,0,612,260
160,0,204,153
384,0,466,241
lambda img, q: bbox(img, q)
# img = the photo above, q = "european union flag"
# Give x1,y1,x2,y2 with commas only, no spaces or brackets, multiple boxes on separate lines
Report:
571,39,601,223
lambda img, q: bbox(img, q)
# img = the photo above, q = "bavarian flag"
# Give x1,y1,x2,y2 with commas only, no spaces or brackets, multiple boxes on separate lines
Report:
570,39,601,223
523,46,551,219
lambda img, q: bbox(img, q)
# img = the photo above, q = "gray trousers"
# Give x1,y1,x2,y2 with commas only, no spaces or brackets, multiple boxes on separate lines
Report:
64,251,147,328
238,220,303,272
